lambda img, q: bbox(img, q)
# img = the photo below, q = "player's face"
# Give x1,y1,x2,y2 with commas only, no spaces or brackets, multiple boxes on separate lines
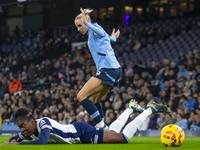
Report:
74,19,88,35
17,119,36,137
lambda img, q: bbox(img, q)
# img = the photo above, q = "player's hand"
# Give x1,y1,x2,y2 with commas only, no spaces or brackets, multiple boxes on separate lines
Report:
1,141,19,145
111,28,120,39
11,138,20,143
80,7,87,24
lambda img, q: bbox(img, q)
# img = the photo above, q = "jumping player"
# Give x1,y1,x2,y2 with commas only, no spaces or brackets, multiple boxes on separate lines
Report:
2,100,170,145
74,8,122,128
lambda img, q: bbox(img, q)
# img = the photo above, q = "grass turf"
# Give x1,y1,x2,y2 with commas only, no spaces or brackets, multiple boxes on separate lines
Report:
0,136,200,150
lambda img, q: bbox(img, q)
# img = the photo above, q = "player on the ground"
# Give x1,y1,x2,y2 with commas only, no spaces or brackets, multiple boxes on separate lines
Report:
74,8,121,129
2,100,170,145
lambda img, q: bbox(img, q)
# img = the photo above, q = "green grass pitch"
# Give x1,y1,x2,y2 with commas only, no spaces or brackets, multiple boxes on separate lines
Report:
0,135,200,150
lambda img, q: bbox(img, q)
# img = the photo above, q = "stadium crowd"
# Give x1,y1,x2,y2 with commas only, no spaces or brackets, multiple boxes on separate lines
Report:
0,18,200,131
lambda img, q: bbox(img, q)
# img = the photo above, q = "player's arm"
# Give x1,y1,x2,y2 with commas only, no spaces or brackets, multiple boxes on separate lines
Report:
85,22,104,37
9,134,23,143
5,133,32,145
109,28,120,43
19,128,51,145
9,132,31,143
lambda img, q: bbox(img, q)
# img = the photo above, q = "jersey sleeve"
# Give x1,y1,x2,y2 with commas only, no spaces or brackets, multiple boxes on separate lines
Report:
9,132,32,142
109,35,117,43
38,118,53,130
85,22,104,37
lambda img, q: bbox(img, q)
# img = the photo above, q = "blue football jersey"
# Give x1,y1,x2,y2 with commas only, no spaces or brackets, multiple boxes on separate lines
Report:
85,22,120,71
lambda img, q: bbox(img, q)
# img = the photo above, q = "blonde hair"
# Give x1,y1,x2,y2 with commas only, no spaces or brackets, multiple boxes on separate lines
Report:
75,9,93,21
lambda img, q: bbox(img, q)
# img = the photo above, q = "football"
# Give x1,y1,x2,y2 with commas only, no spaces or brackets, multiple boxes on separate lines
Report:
160,124,185,147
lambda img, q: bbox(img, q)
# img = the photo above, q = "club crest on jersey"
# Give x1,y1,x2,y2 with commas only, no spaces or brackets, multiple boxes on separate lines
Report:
96,70,101,75
39,120,46,127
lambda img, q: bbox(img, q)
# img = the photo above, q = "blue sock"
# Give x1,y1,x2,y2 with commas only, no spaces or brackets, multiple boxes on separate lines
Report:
121,133,129,143
95,103,104,120
80,98,102,124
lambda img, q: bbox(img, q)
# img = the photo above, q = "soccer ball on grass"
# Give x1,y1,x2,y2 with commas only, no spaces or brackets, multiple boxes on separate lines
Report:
160,124,185,147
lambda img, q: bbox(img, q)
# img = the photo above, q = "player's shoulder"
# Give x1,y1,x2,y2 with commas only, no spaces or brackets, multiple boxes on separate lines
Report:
92,22,104,30
36,117,52,129
92,22,99,27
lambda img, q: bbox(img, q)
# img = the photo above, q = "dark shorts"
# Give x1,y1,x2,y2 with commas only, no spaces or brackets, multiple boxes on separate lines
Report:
72,121,104,144
94,67,122,87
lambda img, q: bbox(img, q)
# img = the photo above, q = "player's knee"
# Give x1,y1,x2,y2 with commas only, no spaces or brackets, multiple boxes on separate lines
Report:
77,93,85,102
77,93,82,102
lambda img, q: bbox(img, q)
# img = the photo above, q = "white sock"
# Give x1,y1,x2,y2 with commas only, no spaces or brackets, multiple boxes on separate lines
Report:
109,108,133,133
95,120,105,128
122,108,152,141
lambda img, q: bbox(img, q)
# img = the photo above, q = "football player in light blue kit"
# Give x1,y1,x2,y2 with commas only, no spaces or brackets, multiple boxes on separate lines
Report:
74,8,121,128
4,101,170,145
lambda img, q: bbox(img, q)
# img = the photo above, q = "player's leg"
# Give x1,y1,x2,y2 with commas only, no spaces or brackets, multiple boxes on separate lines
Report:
77,77,110,128
77,67,121,128
87,68,120,125
73,121,126,144
109,99,144,133
77,77,109,101
122,102,171,142
89,86,110,120
102,130,126,143
89,85,110,103
122,108,153,142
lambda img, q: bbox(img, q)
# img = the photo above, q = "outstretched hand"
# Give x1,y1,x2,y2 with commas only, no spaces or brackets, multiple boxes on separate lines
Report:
80,7,87,24
111,28,120,39
0,138,20,145
0,141,19,145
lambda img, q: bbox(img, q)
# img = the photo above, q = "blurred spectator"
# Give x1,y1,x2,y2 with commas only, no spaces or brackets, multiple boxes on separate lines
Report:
25,97,34,111
0,82,4,99
183,95,197,112
188,111,196,128
157,113,165,129
149,79,160,97
159,112,177,130
43,109,49,117
177,65,188,79
178,51,187,66
76,111,84,122
8,75,22,94
112,94,122,110
105,116,112,126
2,107,13,122
175,114,188,131
68,114,76,124
190,114,200,131
58,112,64,124
132,40,141,51
148,114,158,130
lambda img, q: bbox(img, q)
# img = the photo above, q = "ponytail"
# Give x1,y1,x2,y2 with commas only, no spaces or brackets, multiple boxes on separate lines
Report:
83,9,93,16
75,8,93,21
